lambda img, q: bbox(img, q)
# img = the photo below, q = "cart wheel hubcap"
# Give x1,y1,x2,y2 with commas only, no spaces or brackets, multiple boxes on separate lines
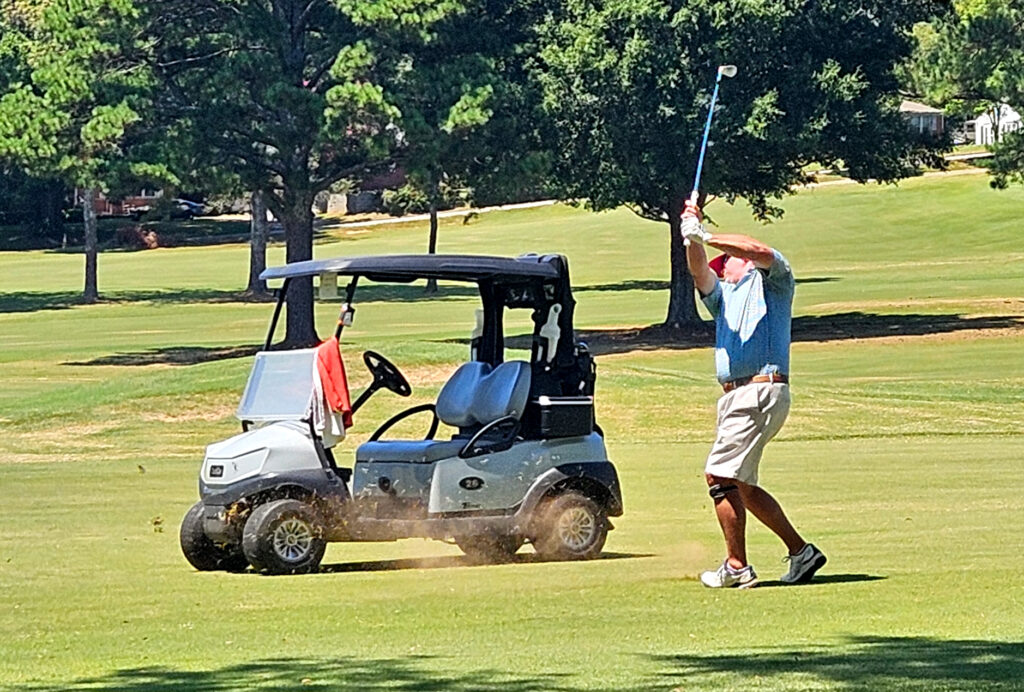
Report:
272,518,313,562
557,506,595,551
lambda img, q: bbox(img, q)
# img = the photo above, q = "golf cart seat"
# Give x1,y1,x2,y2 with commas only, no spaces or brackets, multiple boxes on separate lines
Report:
356,360,531,463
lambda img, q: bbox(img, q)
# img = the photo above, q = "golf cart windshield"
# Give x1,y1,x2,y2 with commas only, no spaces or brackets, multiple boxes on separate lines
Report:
257,252,595,405
237,349,315,421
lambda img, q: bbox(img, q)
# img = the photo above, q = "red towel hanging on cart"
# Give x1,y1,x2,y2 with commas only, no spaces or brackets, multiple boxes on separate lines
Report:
315,335,353,429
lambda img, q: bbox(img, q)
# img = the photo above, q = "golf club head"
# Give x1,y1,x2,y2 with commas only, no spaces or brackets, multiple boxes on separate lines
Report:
718,64,738,79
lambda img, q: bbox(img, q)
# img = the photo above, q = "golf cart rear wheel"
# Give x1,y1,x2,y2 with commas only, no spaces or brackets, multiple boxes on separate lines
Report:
242,499,326,575
533,491,608,561
179,501,249,572
456,535,523,564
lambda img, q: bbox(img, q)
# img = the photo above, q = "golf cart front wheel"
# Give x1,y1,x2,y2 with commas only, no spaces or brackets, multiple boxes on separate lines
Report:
533,491,608,561
242,499,326,575
179,501,249,572
456,534,523,564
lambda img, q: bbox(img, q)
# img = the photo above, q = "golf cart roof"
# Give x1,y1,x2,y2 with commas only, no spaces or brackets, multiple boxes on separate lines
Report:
258,252,579,370
260,254,563,283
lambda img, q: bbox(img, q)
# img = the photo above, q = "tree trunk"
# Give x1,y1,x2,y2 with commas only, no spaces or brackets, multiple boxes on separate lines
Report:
280,193,318,347
664,197,701,328
425,171,440,294
82,188,99,304
39,180,65,245
246,190,270,297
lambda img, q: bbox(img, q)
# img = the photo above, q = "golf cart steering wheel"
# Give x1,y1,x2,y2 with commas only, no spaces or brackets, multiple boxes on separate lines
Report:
363,350,412,397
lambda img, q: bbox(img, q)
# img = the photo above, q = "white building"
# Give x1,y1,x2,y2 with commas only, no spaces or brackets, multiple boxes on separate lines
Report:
973,104,1022,145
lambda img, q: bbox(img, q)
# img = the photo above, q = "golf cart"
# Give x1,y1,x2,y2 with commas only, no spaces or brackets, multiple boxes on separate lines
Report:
180,253,622,574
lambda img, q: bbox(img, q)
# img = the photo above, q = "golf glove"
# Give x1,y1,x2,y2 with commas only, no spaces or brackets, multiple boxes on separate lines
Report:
681,216,711,245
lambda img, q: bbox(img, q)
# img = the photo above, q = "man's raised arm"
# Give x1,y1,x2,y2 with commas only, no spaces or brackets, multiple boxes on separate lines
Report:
705,233,775,270
681,202,717,296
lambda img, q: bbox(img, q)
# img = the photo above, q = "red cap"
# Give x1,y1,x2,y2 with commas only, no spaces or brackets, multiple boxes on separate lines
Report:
708,253,729,278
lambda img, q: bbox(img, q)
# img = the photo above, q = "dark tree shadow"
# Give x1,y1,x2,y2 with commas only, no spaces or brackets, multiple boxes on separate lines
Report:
18,656,576,692
21,637,1023,691
575,276,837,294
2,276,839,314
0,289,275,314
559,313,1024,356
66,344,263,367
316,551,650,575
59,312,1024,367
0,291,85,313
1,283,480,314
646,636,1024,691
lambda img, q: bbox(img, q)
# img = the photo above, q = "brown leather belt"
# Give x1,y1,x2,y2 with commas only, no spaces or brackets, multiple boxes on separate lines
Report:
722,373,789,393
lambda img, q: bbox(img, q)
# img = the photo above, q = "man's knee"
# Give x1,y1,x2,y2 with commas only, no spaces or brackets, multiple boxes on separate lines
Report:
706,475,740,502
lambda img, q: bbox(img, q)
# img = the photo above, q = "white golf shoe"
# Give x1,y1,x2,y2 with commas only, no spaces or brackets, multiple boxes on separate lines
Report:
780,543,827,584
700,560,759,589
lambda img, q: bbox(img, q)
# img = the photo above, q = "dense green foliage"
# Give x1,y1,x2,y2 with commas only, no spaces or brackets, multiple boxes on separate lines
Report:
141,0,544,339
1,174,1023,689
353,1,547,265
0,0,168,300
904,0,1024,187
0,0,166,194
534,0,949,326
906,0,1024,119
145,0,405,342
5,0,1000,325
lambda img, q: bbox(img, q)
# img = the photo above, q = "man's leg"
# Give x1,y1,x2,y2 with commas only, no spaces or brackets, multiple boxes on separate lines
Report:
706,473,748,569
736,482,805,555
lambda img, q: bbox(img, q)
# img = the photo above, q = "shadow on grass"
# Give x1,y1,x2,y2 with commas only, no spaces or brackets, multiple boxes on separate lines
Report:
4,275,839,314
754,573,887,588
0,283,480,314
22,637,1024,691
66,344,263,366
575,276,837,294
562,312,1024,356
646,636,1024,691
20,656,575,691
316,551,650,574
65,311,1024,367
0,289,276,313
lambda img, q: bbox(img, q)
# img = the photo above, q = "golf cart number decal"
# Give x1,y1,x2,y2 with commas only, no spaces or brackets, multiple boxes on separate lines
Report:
459,477,484,490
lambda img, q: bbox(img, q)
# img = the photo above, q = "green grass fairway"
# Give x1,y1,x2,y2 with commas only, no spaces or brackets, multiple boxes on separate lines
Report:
1,172,1023,690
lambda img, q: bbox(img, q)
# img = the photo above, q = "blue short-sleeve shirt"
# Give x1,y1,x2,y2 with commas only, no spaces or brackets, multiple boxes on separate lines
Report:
701,250,794,384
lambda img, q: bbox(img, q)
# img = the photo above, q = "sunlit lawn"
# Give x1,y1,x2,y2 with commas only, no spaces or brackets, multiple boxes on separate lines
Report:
0,172,1023,690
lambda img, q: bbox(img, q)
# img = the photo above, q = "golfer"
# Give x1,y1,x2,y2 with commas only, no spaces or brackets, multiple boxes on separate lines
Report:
681,200,825,589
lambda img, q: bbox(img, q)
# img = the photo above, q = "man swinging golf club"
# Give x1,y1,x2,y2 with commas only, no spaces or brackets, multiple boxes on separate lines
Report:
681,202,826,588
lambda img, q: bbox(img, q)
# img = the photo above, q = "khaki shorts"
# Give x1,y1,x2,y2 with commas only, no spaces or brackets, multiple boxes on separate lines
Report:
705,382,791,486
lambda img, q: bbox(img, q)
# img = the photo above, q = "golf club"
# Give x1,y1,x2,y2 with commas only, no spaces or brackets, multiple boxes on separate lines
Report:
690,64,737,204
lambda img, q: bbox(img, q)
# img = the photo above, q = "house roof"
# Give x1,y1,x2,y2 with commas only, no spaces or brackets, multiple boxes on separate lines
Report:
900,100,943,114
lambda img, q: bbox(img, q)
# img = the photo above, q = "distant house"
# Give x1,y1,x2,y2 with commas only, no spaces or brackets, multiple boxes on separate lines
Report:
73,188,162,217
973,104,1022,146
900,100,945,136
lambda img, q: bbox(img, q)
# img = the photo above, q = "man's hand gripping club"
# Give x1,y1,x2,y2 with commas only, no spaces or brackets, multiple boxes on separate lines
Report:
681,199,711,247
682,200,717,296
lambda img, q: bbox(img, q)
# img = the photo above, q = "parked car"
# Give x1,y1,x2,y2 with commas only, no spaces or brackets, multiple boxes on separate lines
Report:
127,198,205,221
173,199,205,218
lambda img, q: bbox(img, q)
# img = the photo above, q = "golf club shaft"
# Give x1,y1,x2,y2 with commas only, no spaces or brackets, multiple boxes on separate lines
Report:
690,74,724,204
